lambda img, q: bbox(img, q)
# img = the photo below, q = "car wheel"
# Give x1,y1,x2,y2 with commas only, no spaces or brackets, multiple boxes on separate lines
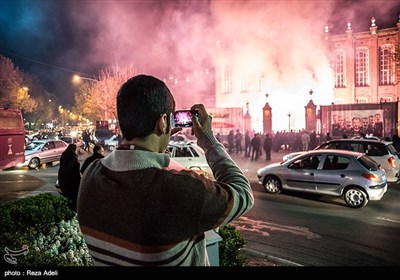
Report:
108,145,115,151
344,187,368,208
263,175,282,194
28,158,40,169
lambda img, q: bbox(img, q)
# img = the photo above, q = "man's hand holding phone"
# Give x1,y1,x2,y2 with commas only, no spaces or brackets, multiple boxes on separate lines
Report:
190,104,212,139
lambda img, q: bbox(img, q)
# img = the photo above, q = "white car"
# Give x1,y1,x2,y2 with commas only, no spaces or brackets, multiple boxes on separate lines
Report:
104,135,120,151
167,141,214,179
169,132,197,143
58,135,84,151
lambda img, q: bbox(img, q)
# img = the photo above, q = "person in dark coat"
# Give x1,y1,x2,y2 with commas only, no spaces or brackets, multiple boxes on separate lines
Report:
244,131,251,157
58,143,81,211
227,130,235,154
251,133,261,161
80,145,104,174
263,133,273,161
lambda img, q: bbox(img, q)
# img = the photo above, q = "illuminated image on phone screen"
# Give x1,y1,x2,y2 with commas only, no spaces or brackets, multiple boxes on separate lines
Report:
173,110,193,128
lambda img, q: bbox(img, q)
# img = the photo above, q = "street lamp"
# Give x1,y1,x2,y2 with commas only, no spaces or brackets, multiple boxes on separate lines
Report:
72,74,99,84
288,112,291,131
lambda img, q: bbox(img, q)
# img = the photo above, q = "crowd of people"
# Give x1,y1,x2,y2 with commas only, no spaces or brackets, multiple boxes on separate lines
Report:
218,129,322,161
216,127,400,164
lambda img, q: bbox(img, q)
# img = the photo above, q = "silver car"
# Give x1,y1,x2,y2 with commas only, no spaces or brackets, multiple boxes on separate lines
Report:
283,138,400,183
104,135,119,151
19,139,68,169
258,149,388,208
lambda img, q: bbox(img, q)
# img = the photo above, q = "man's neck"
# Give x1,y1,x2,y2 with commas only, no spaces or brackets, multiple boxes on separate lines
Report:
121,134,161,152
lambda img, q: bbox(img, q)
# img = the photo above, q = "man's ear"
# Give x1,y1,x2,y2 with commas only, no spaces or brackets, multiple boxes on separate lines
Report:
156,114,167,135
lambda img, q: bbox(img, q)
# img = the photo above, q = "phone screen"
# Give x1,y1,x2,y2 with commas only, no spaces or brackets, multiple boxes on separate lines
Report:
173,110,198,128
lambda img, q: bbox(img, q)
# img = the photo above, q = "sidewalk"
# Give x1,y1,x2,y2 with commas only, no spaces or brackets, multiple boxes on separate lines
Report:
228,150,285,182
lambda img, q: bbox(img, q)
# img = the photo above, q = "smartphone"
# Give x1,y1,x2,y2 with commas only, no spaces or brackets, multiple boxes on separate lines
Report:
173,110,199,128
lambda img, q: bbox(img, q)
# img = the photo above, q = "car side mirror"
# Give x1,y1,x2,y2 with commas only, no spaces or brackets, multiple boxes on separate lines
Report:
42,147,48,151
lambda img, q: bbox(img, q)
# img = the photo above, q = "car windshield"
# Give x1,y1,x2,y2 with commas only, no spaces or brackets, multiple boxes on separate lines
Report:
357,155,379,171
25,141,44,151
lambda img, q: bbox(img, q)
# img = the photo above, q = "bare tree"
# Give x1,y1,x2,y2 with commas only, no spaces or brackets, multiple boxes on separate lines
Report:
73,65,137,122
98,65,138,120
73,82,98,121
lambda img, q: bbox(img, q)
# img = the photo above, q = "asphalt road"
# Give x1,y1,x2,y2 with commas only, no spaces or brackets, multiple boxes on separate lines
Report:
229,153,400,266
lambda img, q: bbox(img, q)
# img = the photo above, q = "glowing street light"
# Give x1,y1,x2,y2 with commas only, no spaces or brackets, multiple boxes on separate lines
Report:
72,74,100,84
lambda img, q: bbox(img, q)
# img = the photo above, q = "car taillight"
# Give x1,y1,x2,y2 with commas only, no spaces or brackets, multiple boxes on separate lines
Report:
388,156,397,168
362,173,380,182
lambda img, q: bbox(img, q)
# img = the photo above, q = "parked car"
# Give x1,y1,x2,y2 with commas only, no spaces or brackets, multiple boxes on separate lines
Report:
169,132,197,143
26,131,57,141
258,149,388,208
19,139,68,169
351,135,381,141
282,138,400,183
167,141,213,179
58,135,84,151
104,135,120,151
93,129,113,146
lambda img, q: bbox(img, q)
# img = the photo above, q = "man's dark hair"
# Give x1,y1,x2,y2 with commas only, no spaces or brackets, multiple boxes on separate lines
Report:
93,145,103,154
117,75,175,140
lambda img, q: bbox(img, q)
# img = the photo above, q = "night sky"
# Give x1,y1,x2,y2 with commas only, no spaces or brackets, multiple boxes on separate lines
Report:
1,0,399,106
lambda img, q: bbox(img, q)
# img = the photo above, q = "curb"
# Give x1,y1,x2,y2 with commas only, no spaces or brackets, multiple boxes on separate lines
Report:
241,248,303,267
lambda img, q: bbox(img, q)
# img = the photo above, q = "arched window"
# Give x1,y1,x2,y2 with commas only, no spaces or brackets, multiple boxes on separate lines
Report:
379,44,395,85
334,49,346,88
223,64,232,94
240,73,249,93
355,47,369,87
